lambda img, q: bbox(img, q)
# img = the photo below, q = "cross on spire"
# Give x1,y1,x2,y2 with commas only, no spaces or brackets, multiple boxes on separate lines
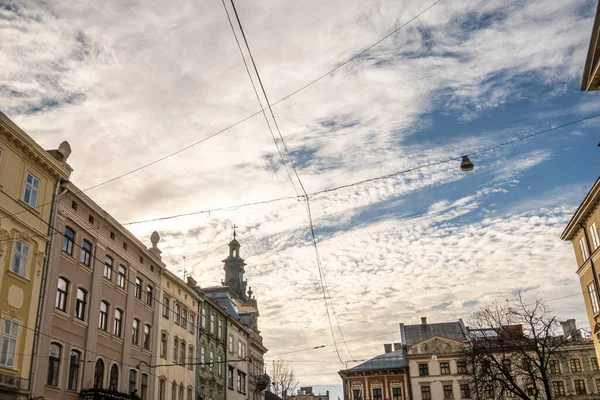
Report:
232,224,238,239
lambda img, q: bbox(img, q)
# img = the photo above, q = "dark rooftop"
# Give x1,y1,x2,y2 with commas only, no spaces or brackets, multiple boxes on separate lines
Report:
402,320,467,346
340,348,407,373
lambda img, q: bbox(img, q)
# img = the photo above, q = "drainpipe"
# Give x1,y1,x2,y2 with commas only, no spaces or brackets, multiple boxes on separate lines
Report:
29,179,65,393
580,223,600,330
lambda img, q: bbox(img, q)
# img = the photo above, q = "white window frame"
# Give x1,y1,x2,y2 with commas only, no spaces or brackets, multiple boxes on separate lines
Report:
589,282,600,315
591,223,600,251
22,172,40,208
580,238,590,261
11,240,29,277
0,320,18,367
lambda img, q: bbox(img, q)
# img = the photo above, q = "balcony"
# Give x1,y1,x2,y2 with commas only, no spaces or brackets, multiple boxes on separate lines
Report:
80,389,132,399
0,373,28,390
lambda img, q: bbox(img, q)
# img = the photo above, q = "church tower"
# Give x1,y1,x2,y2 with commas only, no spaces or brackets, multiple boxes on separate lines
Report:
222,227,248,300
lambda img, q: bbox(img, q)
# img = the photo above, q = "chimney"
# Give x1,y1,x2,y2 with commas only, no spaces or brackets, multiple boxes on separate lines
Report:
187,276,197,288
384,343,392,353
393,342,402,351
421,317,427,325
561,319,579,341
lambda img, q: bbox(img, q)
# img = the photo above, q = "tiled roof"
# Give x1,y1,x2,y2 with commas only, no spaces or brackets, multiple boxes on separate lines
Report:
341,349,407,373
403,321,466,346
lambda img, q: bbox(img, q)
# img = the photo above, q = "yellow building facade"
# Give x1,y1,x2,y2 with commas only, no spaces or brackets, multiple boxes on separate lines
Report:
562,177,600,358
0,112,71,399
158,270,200,400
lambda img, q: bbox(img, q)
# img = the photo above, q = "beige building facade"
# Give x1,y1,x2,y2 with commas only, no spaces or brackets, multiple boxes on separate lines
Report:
157,270,200,400
561,176,600,358
31,182,164,399
0,112,72,399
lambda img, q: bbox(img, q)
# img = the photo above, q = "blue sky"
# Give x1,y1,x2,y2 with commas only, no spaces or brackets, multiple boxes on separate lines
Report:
2,0,600,390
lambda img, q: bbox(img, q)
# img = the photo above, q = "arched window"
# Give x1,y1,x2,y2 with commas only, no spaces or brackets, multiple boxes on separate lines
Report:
75,288,87,320
63,226,75,255
110,364,119,390
47,343,61,386
129,370,137,394
104,256,113,280
68,350,81,391
141,373,149,399
55,277,69,312
94,359,104,388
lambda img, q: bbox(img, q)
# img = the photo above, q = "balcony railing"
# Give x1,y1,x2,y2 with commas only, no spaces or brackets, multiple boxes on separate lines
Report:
0,373,28,390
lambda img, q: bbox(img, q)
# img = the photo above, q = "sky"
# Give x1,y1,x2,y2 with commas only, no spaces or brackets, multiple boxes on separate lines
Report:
2,0,600,394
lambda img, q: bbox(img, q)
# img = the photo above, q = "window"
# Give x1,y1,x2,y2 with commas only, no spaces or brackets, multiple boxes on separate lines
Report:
180,341,185,364
68,350,81,391
179,384,184,400
419,363,429,376
591,223,600,250
580,237,590,260
161,332,168,359
457,360,467,374
81,239,92,266
144,324,151,349
159,380,166,400
0,320,18,367
114,309,123,337
163,296,170,318
187,387,193,400
228,335,234,352
75,288,87,320
99,301,109,331
443,385,453,399
440,361,451,375
392,387,402,400
174,303,180,324
209,350,215,371
596,379,600,393
23,172,40,207
174,338,179,363
56,277,69,312
110,231,115,240
118,265,126,289
210,312,215,333
575,380,586,395
589,282,600,315
11,240,29,277
218,355,223,375
372,388,382,400
47,343,61,386
242,343,246,358
570,358,582,372
123,242,128,250
237,370,246,393
104,256,113,280
146,285,154,307
182,309,187,329
552,381,565,397
189,313,196,334
201,346,205,367
228,366,234,389
94,359,104,388
353,390,362,400
141,373,148,399
460,384,470,399
110,364,119,390
202,306,208,329
172,381,177,400
218,318,223,338
549,359,561,373
63,227,75,255
238,340,242,357
421,386,431,400
135,278,143,299
89,215,94,224
132,319,140,344
129,369,137,394
188,346,194,370
593,357,599,371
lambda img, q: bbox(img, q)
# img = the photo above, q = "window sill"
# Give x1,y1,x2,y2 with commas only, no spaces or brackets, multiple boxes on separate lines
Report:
112,336,124,345
18,199,40,214
132,344,141,352
73,318,88,328
142,349,152,356
102,277,114,287
54,309,70,321
116,286,127,295
6,269,31,283
45,384,62,392
134,298,144,306
78,263,92,275
98,329,110,339
145,304,154,312
0,364,19,373
79,262,92,269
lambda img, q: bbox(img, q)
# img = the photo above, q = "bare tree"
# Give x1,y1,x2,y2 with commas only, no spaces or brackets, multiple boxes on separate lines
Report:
269,358,299,400
460,292,570,400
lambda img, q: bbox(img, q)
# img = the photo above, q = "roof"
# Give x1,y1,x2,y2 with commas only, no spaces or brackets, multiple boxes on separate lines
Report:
581,0,600,91
561,176,600,240
340,348,407,373
401,321,467,346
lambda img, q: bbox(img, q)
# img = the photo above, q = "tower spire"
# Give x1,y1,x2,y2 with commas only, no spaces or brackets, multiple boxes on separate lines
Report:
232,224,238,239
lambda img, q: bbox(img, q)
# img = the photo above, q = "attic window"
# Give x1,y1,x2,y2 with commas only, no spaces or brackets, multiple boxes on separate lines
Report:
185,294,187,300
110,232,115,240
178,289,181,295
123,242,128,250
151,265,154,272
71,201,78,210
89,215,94,224
140,256,143,264
167,282,170,288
